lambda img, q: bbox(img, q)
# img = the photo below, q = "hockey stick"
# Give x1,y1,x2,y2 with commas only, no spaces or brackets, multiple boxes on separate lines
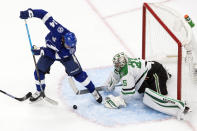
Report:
66,74,123,95
67,75,80,94
76,84,122,95
77,86,104,95
24,20,58,105
0,90,32,102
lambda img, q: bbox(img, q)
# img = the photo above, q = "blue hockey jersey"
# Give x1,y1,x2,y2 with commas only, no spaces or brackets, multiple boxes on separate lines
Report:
32,9,76,60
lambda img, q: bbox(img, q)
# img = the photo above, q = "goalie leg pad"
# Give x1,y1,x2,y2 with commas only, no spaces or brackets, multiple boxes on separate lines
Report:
143,88,186,118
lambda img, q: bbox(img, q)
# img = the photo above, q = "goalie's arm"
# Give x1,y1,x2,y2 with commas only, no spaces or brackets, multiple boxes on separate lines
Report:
104,71,121,92
104,76,136,109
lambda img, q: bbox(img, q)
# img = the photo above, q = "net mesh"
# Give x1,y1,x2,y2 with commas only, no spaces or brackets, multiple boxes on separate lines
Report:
143,3,193,100
145,3,192,61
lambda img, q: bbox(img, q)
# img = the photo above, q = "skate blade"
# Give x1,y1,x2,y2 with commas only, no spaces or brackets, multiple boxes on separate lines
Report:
29,97,44,104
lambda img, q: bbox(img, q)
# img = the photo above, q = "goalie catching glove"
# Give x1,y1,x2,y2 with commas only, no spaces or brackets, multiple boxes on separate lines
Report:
104,95,126,109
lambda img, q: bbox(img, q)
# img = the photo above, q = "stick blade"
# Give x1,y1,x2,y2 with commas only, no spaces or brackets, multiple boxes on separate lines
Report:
78,87,103,95
26,92,32,98
44,97,58,105
16,92,32,101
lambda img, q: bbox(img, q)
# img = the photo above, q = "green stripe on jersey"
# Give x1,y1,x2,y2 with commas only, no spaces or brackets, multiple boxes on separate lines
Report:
121,90,135,95
147,88,184,107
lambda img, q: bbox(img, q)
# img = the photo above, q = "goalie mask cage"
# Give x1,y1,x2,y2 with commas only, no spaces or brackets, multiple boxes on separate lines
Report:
142,3,192,100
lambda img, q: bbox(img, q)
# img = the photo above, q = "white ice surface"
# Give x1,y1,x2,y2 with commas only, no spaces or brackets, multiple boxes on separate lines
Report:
0,0,197,131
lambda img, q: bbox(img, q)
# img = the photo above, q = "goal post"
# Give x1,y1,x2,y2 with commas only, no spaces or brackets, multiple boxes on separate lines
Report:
142,2,192,100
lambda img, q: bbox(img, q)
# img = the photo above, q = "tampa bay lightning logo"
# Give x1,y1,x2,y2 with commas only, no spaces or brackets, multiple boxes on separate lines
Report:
57,27,64,33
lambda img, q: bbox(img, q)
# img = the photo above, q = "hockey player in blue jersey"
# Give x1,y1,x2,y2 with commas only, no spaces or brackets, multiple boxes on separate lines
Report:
20,9,102,103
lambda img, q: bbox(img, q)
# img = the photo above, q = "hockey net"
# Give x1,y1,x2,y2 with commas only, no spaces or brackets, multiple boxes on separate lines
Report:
142,3,193,100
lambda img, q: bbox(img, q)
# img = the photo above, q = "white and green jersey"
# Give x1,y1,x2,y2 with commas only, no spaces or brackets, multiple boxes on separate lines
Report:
115,58,152,97
106,58,190,117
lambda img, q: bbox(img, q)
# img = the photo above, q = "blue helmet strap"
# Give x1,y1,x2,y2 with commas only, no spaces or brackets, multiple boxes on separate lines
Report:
61,36,65,45
64,43,71,49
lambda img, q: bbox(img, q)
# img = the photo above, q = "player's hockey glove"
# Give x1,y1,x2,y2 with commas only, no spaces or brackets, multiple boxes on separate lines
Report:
104,95,126,109
20,8,33,19
31,45,45,56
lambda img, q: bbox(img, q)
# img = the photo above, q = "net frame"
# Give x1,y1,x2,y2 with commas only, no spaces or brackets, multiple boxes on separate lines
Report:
141,2,185,100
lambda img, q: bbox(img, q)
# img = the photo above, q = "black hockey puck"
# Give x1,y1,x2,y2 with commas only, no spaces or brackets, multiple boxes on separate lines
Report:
73,105,77,109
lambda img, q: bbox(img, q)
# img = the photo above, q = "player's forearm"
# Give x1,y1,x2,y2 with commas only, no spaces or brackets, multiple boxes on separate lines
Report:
30,9,48,19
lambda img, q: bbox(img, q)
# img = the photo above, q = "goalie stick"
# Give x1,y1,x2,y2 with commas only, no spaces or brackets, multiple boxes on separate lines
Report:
67,76,123,95
77,86,103,95
44,96,58,105
77,84,123,95
24,20,58,106
0,90,32,102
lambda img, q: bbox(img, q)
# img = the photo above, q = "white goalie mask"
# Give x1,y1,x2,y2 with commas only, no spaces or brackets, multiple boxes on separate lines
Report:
112,52,128,71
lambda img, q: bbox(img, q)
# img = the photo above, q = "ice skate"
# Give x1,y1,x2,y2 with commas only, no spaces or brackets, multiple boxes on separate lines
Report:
29,91,44,103
177,101,192,120
183,101,192,114
167,72,172,79
92,89,102,103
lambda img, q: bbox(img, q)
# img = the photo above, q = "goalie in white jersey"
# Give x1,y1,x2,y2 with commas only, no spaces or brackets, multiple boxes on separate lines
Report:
104,52,190,119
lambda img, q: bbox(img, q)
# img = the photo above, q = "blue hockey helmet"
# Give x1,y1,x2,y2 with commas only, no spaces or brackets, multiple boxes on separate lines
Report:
63,32,77,48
